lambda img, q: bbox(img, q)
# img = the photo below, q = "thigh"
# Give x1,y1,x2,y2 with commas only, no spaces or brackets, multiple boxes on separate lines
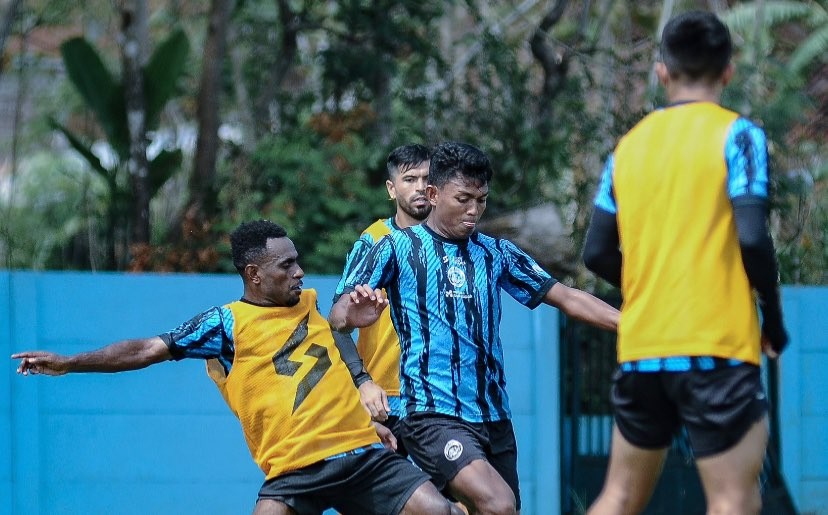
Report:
587,425,669,515
333,448,431,515
485,420,521,511
252,499,298,515
399,413,488,490
695,418,767,514
676,364,768,458
611,369,680,448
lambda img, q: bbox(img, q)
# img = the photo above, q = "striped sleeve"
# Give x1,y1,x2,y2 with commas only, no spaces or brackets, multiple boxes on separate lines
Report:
499,239,557,308
159,306,234,361
342,235,398,293
725,118,770,202
335,236,375,297
593,154,617,214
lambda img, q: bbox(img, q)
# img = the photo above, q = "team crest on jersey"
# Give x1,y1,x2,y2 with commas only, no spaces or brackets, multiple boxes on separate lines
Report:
447,266,466,288
444,439,464,461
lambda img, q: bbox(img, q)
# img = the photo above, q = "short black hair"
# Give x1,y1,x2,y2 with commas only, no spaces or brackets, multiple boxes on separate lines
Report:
428,141,493,188
229,220,288,275
387,144,430,179
661,11,732,82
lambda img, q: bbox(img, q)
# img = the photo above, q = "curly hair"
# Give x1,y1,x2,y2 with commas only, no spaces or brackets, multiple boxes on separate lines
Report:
229,220,288,275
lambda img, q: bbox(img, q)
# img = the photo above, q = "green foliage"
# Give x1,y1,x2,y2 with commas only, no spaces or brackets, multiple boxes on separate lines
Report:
721,1,827,284
50,28,190,268
1,153,107,269
217,129,390,273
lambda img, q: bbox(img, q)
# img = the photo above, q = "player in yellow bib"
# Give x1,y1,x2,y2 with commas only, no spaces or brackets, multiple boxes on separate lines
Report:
13,220,461,515
583,11,788,515
334,144,431,453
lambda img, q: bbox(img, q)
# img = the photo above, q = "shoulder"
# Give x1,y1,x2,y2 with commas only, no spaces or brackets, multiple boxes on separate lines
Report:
361,218,393,243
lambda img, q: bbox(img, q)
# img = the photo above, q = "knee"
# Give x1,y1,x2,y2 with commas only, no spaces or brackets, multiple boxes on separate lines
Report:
706,489,762,515
472,491,517,515
588,485,649,515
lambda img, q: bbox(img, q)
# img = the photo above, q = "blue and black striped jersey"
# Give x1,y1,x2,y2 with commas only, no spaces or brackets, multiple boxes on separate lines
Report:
343,223,557,423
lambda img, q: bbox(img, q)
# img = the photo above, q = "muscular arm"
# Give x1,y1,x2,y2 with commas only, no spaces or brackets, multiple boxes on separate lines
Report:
582,207,622,287
733,199,788,352
543,282,619,332
12,337,172,376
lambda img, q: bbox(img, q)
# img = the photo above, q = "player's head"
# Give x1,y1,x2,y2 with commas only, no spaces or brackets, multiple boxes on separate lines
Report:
659,11,732,84
385,144,431,225
230,220,304,306
426,141,492,239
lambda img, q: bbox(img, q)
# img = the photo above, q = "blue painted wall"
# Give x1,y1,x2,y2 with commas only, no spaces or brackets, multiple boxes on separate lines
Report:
1,271,559,515
3,272,826,514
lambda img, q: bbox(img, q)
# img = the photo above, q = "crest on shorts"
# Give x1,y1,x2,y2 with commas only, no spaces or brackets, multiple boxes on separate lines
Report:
444,439,464,461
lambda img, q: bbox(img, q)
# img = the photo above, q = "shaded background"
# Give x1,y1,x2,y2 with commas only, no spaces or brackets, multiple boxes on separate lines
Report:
0,0,825,286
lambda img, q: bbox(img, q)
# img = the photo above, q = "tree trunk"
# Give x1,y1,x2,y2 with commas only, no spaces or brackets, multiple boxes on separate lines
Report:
0,0,23,80
188,0,233,223
119,0,151,246
252,0,300,137
529,0,570,136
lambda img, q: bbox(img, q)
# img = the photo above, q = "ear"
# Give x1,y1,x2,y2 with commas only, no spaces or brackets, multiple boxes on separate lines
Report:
721,62,735,86
426,184,438,206
386,179,395,200
655,61,670,87
244,264,261,284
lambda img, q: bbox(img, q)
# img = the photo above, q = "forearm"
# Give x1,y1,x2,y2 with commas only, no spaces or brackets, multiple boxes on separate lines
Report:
733,201,787,348
546,284,619,332
332,330,372,387
328,297,352,332
66,337,171,373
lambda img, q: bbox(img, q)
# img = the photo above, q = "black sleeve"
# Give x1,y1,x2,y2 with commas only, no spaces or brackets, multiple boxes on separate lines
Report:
332,330,373,387
582,207,622,288
732,197,788,353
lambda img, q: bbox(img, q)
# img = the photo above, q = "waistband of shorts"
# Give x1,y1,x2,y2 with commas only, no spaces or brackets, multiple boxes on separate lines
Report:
619,356,748,372
324,442,385,461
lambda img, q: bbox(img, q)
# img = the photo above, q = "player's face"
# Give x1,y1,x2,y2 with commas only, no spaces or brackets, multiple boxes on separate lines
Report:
256,237,305,307
386,161,430,226
426,175,488,239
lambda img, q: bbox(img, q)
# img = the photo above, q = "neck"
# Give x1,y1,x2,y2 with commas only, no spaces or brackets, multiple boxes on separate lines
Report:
666,83,723,105
394,212,425,229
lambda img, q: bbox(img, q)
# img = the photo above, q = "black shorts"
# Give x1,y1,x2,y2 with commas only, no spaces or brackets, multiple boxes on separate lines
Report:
382,415,408,457
611,363,768,458
399,412,521,510
258,447,430,515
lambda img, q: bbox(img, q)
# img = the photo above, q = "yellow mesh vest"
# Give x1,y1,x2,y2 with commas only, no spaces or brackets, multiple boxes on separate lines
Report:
356,220,402,396
206,289,379,478
613,102,761,364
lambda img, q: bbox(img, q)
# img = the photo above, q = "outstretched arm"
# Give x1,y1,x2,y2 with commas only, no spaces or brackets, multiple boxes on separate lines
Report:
328,284,389,332
12,337,172,376
543,283,619,332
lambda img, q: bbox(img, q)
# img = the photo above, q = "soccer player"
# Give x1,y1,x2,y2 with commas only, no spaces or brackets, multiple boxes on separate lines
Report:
12,220,462,515
581,11,788,515
330,141,619,515
334,143,431,450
